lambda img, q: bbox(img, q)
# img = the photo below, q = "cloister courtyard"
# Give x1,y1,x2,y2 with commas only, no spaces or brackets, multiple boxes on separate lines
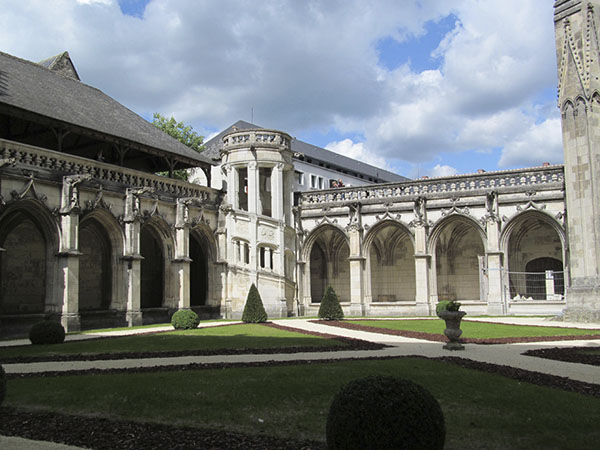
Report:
1,316,599,449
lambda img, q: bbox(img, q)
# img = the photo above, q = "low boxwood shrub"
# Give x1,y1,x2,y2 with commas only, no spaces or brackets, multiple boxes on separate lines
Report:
29,320,66,345
318,286,344,320
326,375,445,450
242,284,268,323
0,365,6,407
171,309,200,330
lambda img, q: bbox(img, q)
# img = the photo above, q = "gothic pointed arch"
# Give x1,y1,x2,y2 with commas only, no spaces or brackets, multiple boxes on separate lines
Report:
363,220,415,302
429,214,486,302
0,198,60,314
302,224,350,304
189,223,218,307
140,216,175,309
501,210,566,300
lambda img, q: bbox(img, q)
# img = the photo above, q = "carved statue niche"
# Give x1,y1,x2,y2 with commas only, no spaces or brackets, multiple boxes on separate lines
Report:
59,174,93,214
124,186,155,223
410,196,430,227
345,201,362,232
176,197,205,228
484,191,499,222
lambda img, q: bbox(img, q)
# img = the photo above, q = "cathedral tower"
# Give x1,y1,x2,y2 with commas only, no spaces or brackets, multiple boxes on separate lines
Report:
555,0,600,321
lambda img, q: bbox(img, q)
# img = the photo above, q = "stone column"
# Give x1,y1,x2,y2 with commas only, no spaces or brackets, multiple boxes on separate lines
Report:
57,175,91,332
413,224,431,315
484,193,505,314
555,1,600,321
248,161,258,214
122,187,152,326
174,198,192,310
271,163,284,221
347,202,365,315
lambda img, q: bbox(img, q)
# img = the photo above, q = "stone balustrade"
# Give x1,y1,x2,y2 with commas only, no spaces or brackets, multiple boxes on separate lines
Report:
0,139,217,202
299,165,565,206
221,129,291,151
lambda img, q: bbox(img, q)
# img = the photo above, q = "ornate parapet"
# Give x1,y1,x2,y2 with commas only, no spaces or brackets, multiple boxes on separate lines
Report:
0,138,218,202
299,166,565,208
221,129,291,153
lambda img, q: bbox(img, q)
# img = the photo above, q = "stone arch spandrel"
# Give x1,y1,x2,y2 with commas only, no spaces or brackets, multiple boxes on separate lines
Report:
0,199,60,314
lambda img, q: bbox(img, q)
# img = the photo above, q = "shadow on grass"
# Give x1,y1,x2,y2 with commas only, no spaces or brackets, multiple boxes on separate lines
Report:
0,323,384,363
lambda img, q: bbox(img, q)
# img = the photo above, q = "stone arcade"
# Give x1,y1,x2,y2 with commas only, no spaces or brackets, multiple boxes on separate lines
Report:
0,1,598,336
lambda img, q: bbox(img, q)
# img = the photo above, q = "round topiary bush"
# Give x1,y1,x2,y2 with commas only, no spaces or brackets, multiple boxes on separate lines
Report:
242,284,268,323
171,309,200,330
0,365,6,407
29,320,66,345
326,376,445,450
318,286,344,321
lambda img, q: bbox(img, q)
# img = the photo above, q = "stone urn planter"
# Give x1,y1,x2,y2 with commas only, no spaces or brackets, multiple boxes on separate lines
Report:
436,301,466,351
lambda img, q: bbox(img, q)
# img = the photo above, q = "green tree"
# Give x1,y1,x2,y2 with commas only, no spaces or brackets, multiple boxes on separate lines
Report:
152,112,204,180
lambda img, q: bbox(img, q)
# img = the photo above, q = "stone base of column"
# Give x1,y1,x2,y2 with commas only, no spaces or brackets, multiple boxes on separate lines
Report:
221,299,233,319
563,285,600,323
414,303,430,316
126,310,143,327
563,308,600,322
486,302,504,316
61,313,81,332
345,303,365,317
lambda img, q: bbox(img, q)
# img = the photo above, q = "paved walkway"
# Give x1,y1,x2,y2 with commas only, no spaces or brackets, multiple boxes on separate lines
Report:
1,317,599,449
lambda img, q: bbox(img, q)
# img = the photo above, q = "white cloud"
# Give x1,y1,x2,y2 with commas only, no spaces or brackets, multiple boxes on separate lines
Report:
430,164,459,177
0,0,563,173
498,118,563,168
325,139,391,171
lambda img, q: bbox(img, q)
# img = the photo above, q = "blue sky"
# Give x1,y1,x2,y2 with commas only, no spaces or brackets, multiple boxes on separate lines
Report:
2,0,562,179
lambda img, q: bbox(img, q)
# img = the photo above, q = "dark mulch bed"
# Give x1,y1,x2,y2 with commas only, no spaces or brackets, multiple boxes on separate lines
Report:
314,319,600,344
0,407,326,450
523,346,600,366
0,322,386,364
2,354,600,449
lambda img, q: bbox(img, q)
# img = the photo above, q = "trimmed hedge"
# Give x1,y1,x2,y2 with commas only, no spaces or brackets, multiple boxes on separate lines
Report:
318,286,344,321
242,284,268,323
326,376,445,450
0,365,5,407
29,320,66,345
171,309,200,330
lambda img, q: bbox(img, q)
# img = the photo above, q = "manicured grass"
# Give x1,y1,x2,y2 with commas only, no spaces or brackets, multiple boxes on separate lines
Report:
0,324,345,359
5,358,599,449
77,319,234,334
346,319,600,339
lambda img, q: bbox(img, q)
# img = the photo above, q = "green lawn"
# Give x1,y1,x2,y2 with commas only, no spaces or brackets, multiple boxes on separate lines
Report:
5,358,599,450
346,319,600,339
0,323,345,359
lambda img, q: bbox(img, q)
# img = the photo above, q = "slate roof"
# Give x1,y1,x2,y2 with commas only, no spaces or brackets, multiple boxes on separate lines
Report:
204,120,409,183
0,51,213,167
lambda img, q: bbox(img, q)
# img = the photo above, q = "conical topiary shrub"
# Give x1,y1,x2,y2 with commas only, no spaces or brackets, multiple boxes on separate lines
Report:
241,283,268,323
318,286,344,320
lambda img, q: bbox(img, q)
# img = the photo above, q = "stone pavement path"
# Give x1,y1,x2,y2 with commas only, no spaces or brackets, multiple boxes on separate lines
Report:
1,317,599,449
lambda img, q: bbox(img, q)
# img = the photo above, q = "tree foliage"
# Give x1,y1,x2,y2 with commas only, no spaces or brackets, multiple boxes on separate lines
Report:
152,113,204,153
152,113,205,181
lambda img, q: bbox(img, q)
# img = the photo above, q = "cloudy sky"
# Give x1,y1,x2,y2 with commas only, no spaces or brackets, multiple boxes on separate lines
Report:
1,0,562,178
